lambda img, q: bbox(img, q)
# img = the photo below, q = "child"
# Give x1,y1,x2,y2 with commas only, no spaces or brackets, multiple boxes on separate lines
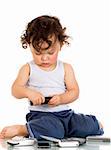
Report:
0,15,104,139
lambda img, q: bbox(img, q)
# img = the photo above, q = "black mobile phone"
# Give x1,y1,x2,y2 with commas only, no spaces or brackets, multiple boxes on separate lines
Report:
37,141,51,148
30,97,52,105
43,97,52,104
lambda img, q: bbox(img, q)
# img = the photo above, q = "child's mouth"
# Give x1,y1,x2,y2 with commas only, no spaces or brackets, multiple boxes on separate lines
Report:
41,63,50,67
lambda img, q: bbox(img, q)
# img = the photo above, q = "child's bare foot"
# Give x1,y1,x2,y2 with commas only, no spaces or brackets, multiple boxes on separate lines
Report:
99,122,103,129
0,125,28,139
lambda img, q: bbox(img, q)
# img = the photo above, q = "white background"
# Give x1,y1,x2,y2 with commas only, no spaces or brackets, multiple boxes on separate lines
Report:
0,0,110,136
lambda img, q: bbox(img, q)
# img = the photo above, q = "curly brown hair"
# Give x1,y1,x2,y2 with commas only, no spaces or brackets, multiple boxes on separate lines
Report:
21,15,69,52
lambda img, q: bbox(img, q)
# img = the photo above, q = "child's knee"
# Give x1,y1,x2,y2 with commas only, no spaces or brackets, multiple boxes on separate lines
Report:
27,116,65,139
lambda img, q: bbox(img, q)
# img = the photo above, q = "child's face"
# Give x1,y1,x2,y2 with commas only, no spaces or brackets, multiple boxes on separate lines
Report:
30,36,62,69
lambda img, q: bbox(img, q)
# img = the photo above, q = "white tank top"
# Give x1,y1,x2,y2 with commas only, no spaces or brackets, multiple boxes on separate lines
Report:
27,60,69,112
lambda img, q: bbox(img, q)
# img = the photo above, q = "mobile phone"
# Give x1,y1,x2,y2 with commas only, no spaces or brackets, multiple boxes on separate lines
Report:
30,97,52,105
43,97,52,104
37,141,51,148
7,138,36,146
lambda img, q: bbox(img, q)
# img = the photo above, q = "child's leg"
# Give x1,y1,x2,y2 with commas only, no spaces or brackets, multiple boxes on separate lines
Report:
0,125,28,139
68,112,104,137
26,114,65,139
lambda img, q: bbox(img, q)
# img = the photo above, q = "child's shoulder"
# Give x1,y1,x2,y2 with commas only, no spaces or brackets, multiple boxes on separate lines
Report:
20,63,30,69
62,61,73,71
61,61,74,76
18,63,30,74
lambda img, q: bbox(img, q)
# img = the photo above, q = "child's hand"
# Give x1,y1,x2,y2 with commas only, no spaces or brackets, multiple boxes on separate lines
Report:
27,89,45,105
48,95,61,107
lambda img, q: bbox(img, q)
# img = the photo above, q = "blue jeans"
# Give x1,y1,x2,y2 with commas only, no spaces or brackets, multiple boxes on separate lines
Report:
26,109,104,139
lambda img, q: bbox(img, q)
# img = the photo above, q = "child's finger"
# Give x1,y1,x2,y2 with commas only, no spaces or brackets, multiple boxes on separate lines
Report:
42,96,45,103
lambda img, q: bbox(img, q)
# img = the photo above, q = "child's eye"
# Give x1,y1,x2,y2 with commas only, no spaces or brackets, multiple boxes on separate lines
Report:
48,51,55,55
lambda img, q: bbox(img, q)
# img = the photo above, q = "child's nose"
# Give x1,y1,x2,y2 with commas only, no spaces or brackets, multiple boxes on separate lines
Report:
41,54,49,61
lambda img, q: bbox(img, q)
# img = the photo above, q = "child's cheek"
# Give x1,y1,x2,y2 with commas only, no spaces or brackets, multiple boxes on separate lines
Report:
50,54,58,63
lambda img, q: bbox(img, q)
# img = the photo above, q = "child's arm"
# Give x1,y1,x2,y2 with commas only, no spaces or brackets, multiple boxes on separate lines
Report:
48,63,79,106
12,64,45,105
60,63,79,103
